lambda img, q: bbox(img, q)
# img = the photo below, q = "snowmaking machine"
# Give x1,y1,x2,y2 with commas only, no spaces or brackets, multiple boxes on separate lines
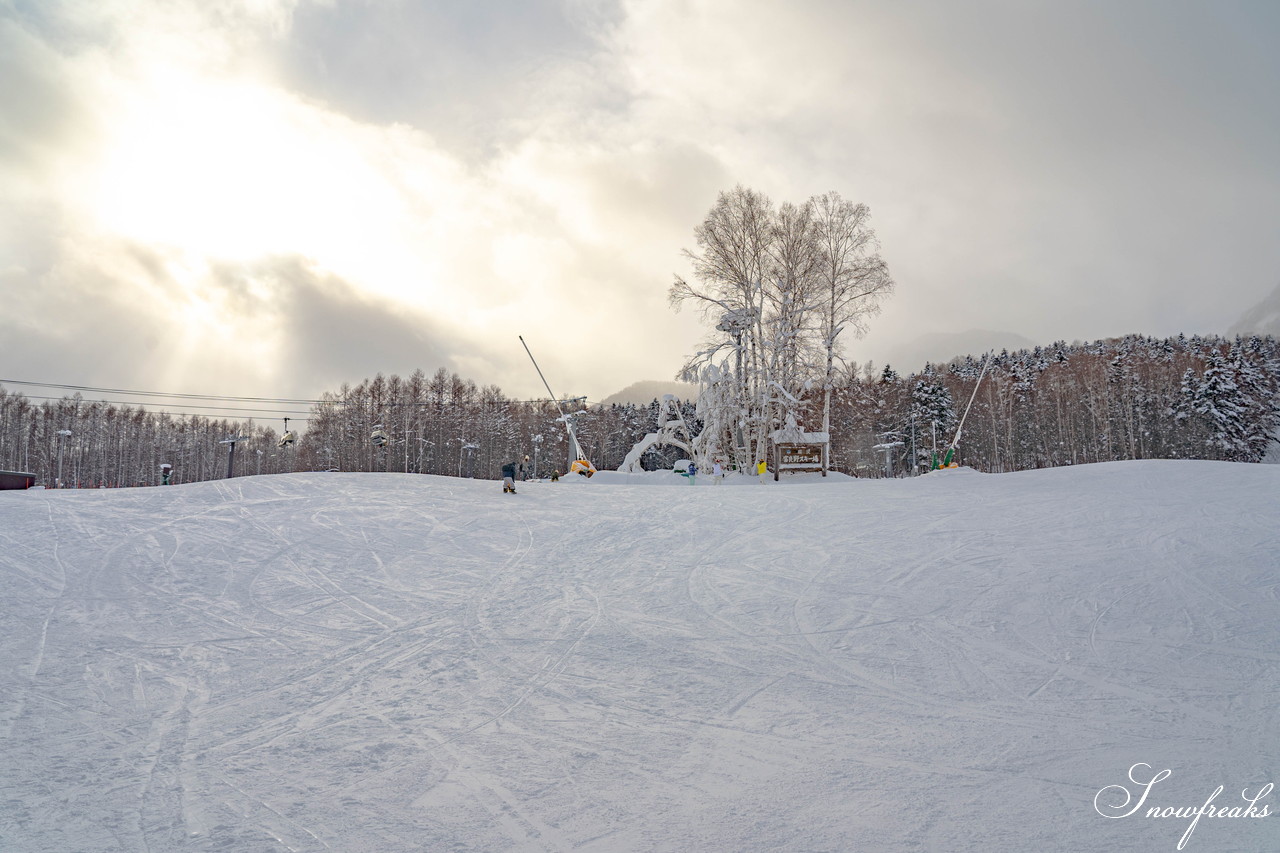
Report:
520,336,596,477
932,352,992,471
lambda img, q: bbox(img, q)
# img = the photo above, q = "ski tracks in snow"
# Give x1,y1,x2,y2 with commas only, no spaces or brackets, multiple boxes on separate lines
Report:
3,465,1278,852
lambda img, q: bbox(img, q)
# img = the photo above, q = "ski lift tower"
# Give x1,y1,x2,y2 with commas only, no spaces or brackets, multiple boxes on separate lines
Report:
220,435,249,479
872,436,904,478
56,429,72,488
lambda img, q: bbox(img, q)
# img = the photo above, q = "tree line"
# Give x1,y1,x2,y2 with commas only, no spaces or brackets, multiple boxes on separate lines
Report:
826,333,1280,476
0,388,296,487
0,369,695,488
300,368,694,480
2,333,1274,489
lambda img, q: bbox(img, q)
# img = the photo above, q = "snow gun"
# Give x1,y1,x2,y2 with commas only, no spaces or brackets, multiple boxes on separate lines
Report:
519,336,596,477
937,352,992,470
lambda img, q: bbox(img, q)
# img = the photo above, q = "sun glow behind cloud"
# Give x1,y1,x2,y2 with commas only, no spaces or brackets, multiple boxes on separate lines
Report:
89,67,455,307
46,0,692,400
40,9,581,398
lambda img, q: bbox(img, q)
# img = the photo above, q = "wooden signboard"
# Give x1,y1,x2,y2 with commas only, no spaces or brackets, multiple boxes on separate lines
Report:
774,443,826,479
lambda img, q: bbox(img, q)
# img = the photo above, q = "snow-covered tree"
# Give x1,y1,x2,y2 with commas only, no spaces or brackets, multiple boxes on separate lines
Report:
671,186,894,474
908,373,957,467
670,185,774,471
1188,351,1251,460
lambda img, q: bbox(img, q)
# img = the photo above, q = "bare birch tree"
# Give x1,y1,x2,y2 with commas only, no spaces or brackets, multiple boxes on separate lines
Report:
672,186,894,472
670,185,775,469
811,191,894,470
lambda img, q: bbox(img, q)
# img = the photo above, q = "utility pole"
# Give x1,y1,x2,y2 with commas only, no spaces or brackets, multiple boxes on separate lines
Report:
909,412,916,476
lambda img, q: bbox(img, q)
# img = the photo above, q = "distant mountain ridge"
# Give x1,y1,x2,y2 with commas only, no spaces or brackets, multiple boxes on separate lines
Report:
598,380,698,407
871,329,1040,373
1229,283,1280,338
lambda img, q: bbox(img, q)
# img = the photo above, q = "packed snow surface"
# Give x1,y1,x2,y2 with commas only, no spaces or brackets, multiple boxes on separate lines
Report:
1,461,1277,852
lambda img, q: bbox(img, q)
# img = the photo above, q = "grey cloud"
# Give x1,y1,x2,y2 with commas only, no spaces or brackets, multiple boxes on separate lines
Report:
0,243,477,401
272,0,614,156
235,256,457,390
0,16,83,170
0,238,173,387
783,0,1280,350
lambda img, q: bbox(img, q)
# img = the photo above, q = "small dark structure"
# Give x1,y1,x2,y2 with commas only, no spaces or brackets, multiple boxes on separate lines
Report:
0,471,38,490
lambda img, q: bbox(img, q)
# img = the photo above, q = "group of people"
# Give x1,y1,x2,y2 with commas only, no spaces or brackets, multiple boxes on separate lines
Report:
502,456,559,493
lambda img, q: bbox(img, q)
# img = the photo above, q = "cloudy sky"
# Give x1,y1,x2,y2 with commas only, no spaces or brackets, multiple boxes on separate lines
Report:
2,0,1278,414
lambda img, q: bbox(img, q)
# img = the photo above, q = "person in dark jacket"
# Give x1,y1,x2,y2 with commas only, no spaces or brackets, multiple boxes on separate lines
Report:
502,461,517,493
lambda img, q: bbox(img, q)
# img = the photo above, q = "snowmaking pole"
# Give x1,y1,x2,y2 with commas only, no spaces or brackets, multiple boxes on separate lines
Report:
942,352,992,468
519,335,586,475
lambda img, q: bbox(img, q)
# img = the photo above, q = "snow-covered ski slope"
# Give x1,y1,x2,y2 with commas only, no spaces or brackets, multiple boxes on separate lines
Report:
1,460,1276,852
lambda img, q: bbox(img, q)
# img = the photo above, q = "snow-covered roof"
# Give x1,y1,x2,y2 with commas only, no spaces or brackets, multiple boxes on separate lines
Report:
769,429,830,444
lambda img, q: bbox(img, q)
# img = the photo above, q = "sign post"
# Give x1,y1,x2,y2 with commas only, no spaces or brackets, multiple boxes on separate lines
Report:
774,443,827,481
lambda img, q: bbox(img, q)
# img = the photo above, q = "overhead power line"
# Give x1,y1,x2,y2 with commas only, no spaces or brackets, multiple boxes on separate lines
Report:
1,378,594,409
0,378,325,405
16,394,313,420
